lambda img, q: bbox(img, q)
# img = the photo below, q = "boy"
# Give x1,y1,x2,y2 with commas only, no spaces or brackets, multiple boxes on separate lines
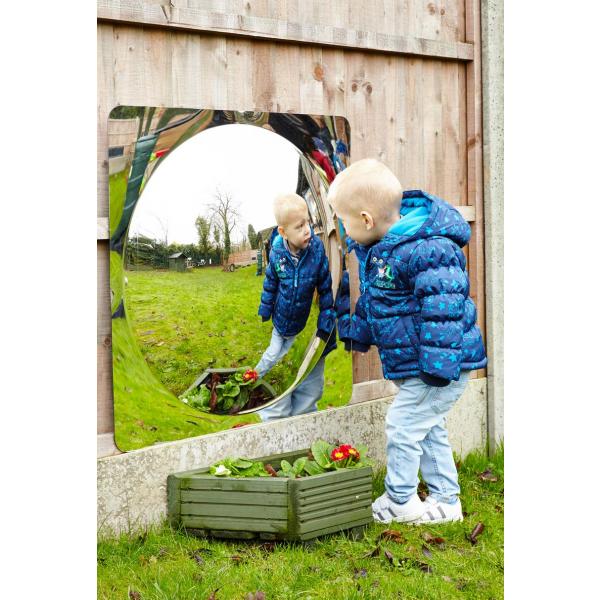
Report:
255,193,336,421
327,159,487,524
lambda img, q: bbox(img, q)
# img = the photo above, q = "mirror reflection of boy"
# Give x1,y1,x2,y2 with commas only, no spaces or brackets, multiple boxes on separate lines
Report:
328,159,487,525
255,194,336,421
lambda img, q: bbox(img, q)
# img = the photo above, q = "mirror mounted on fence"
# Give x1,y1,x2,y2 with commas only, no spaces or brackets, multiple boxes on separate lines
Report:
108,107,352,451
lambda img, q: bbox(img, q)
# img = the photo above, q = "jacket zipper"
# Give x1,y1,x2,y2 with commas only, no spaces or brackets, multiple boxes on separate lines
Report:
284,244,308,335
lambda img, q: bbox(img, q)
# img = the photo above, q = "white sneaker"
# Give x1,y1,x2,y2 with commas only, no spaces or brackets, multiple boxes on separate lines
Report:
416,496,463,524
372,492,426,524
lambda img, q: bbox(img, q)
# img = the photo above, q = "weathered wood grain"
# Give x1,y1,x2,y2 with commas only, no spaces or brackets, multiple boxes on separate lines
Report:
98,0,474,60
465,0,486,379
97,1,487,445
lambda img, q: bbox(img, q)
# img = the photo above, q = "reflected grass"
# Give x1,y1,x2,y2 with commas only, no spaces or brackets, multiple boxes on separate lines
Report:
114,265,352,450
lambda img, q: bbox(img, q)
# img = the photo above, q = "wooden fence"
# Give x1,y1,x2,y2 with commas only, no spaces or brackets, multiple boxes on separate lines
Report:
97,0,486,455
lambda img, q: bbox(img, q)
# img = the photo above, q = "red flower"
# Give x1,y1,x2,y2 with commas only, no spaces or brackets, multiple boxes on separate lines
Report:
331,444,360,462
243,369,259,382
331,448,348,461
347,447,360,460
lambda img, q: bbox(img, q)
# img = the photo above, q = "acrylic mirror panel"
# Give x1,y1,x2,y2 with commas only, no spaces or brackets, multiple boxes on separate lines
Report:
109,108,352,451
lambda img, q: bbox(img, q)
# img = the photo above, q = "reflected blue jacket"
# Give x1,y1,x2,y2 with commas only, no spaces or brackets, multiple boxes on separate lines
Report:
345,190,487,381
258,233,335,338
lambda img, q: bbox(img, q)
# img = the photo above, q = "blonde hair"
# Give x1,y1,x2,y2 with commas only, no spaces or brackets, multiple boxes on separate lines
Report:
327,159,403,220
273,193,308,227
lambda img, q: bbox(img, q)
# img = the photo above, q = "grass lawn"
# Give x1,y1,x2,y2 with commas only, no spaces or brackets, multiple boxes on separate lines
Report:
98,447,503,599
114,266,352,450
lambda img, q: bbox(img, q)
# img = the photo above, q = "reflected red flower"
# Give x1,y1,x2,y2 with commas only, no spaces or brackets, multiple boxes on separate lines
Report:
243,369,259,382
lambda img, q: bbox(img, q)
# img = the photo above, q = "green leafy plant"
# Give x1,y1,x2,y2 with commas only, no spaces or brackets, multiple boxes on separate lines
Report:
209,457,271,478
208,440,372,479
180,369,263,414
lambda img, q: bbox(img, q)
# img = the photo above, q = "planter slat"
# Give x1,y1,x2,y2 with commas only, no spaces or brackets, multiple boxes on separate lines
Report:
179,478,288,493
298,475,373,498
299,516,374,541
180,490,288,506
297,484,372,508
181,516,289,533
298,496,371,521
295,468,372,490
181,502,288,520
297,507,373,535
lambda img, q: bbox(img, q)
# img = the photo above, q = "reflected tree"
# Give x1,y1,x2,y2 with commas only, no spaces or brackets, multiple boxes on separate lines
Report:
208,188,240,263
247,224,259,249
213,224,222,264
195,216,212,261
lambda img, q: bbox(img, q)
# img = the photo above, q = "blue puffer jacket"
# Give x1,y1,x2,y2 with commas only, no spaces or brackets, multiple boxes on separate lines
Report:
258,232,336,338
345,190,487,381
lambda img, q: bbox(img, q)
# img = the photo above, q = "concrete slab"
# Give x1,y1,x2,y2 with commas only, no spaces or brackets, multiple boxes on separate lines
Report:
98,379,487,535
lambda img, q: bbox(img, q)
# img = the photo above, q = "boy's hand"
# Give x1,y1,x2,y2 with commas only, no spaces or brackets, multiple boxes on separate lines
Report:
419,371,450,387
261,315,270,322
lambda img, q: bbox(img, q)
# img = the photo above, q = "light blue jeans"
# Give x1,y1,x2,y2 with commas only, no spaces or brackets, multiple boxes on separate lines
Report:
255,329,325,421
385,371,470,505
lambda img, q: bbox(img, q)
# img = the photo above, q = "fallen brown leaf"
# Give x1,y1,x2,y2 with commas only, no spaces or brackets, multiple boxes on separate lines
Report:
207,589,220,600
417,480,429,501
378,529,406,543
264,464,278,477
478,469,498,483
129,590,141,600
362,545,380,558
384,549,396,566
397,557,432,573
422,532,446,547
258,541,276,553
421,545,433,559
468,522,485,544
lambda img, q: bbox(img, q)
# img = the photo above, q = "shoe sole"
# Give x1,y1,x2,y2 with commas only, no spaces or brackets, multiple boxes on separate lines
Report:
415,515,463,525
372,511,426,525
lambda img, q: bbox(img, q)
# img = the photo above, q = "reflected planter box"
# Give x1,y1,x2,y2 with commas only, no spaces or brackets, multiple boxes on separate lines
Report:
167,449,373,541
183,367,277,414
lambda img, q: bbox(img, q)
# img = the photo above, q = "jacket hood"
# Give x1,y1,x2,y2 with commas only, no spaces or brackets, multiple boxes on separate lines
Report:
393,190,471,247
345,190,471,253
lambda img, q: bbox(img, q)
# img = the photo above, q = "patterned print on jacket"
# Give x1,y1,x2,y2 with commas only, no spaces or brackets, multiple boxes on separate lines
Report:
258,232,336,338
343,190,487,381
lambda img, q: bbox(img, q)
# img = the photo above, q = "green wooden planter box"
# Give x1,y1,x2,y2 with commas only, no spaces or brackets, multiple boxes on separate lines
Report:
167,449,373,541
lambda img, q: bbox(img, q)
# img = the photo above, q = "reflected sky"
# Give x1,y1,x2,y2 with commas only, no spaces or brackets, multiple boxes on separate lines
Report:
129,124,300,245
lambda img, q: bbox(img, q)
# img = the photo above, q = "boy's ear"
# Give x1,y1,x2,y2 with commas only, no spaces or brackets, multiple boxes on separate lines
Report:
360,211,375,231
277,225,286,239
